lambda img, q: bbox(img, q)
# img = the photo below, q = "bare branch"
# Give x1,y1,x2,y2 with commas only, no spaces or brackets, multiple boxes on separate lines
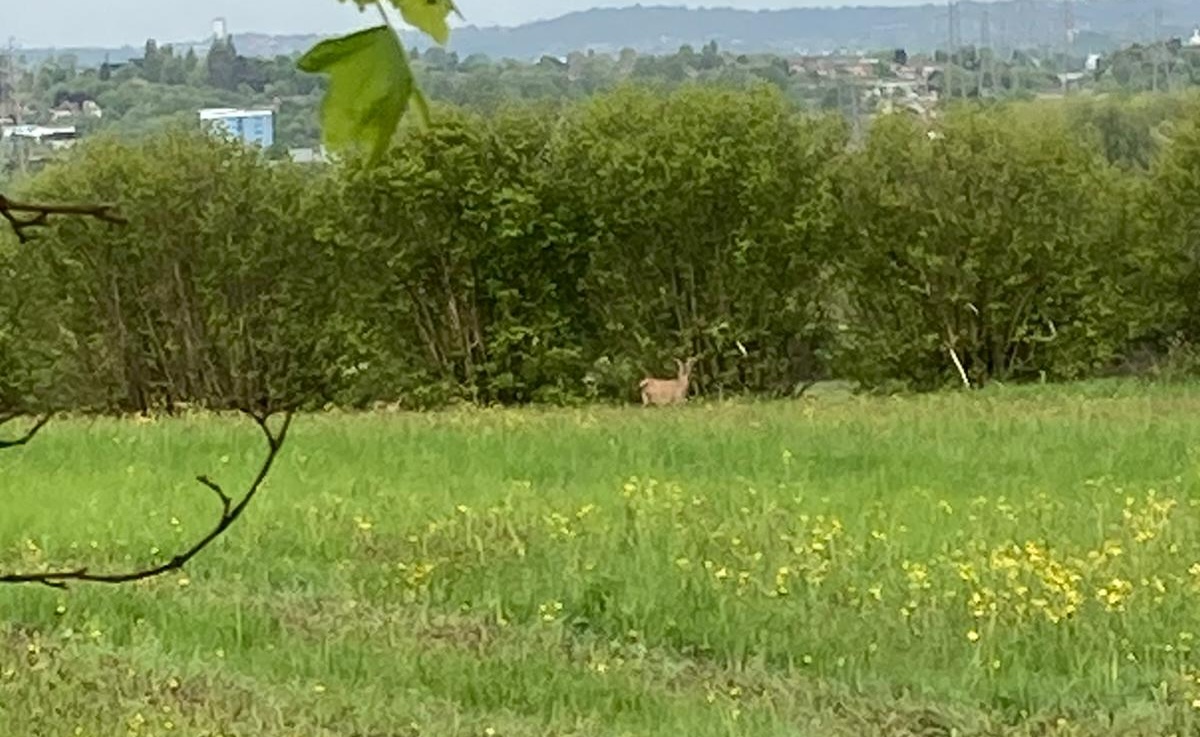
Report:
195,474,233,514
792,379,819,399
0,414,53,450
0,193,128,244
0,409,293,588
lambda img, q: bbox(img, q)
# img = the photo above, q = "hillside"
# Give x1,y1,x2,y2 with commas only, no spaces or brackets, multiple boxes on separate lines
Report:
16,0,1200,65
437,1,1197,58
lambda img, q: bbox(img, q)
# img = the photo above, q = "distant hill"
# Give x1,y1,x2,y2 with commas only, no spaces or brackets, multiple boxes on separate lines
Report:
18,0,1200,66
435,1,1196,58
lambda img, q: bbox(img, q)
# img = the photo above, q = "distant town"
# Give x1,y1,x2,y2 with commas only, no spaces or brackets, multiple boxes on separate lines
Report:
2,6,1199,173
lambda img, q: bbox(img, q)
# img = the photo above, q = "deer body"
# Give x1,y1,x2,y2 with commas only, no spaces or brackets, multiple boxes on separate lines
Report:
639,357,695,406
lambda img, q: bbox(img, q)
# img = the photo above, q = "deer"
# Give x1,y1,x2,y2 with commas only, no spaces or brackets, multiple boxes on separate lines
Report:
639,357,696,406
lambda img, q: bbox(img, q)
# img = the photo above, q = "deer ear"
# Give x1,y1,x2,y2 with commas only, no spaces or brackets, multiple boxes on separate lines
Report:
674,358,683,371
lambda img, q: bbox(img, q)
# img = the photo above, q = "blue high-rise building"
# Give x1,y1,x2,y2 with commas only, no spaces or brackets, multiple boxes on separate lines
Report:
199,107,275,149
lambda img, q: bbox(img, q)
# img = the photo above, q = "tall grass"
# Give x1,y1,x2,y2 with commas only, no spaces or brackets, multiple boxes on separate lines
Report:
3,380,1200,735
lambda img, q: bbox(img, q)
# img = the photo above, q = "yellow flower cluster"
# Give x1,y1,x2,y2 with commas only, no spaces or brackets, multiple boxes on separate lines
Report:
329,468,1200,691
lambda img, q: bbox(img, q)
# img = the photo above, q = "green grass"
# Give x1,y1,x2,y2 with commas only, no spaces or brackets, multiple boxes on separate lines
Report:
5,380,1200,736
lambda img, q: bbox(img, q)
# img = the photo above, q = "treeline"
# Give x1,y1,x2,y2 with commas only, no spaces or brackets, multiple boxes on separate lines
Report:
19,34,1200,161
2,84,1199,412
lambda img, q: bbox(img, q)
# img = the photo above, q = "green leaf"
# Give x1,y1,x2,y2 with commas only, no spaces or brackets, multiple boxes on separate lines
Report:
388,0,459,45
297,25,414,162
410,88,432,130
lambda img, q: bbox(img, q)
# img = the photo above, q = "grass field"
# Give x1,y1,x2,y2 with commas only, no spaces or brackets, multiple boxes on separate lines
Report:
4,381,1200,736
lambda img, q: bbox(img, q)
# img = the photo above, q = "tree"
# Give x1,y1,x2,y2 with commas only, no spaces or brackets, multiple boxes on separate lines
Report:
1138,97,1200,351
700,40,723,70
205,36,238,90
832,106,1146,389
549,84,846,396
141,39,164,83
184,48,199,75
323,105,580,405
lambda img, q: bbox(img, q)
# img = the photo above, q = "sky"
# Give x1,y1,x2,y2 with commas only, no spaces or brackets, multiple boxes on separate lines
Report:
8,0,961,48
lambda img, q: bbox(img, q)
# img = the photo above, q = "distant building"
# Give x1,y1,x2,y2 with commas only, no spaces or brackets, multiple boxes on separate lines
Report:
49,99,104,122
1056,71,1088,91
1189,27,1200,47
213,17,228,41
288,146,329,164
199,107,275,149
1,124,78,148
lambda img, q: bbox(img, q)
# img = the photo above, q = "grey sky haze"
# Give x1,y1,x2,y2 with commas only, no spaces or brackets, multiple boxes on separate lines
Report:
9,1,961,48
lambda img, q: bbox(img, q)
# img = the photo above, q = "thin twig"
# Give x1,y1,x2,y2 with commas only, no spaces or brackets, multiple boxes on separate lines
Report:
374,0,394,28
944,321,972,390
947,345,971,389
0,194,127,244
0,409,293,589
0,414,52,450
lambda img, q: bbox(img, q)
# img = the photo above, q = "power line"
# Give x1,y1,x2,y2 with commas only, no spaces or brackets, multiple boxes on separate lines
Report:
1014,0,1035,50
947,0,961,100
980,7,991,97
5,36,26,175
1010,0,1036,93
1061,0,1075,95
2,37,13,120
1152,4,1165,92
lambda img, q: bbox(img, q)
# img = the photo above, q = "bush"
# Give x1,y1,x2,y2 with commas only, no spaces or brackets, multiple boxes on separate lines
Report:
2,89,1198,410
831,105,1151,389
3,127,348,412
549,83,847,396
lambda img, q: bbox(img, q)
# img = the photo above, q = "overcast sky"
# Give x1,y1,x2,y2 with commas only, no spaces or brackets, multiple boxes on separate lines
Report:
9,0,958,48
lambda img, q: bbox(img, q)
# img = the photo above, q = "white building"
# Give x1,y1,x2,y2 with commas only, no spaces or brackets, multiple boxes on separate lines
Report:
199,107,274,149
1,124,77,147
1189,27,1200,47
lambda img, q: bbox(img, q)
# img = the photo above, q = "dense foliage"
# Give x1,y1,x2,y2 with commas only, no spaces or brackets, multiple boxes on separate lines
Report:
2,132,347,412
834,107,1143,388
2,84,1199,411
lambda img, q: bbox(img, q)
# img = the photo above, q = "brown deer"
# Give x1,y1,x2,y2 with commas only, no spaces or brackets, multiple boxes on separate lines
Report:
639,357,696,406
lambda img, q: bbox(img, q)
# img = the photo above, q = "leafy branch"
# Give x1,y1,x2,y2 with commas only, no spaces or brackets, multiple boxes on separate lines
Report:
0,409,293,589
299,0,458,162
0,194,128,244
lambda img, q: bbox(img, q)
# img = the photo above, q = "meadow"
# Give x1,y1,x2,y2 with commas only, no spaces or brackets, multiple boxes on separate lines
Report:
4,381,1200,736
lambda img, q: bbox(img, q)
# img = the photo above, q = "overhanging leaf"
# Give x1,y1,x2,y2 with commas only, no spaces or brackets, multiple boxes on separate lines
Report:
388,0,460,45
410,88,432,130
297,25,414,162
